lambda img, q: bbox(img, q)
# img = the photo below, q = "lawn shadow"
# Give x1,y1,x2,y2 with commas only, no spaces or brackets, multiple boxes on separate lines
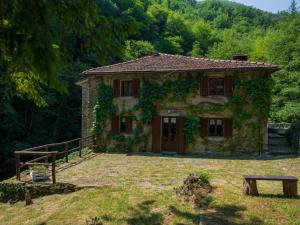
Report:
125,151,300,161
124,200,199,225
0,182,80,204
201,204,264,225
56,152,97,173
18,152,97,183
168,205,199,224
255,193,299,199
126,200,164,225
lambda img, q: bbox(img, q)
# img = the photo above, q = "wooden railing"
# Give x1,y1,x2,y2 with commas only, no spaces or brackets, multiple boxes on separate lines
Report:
15,136,95,184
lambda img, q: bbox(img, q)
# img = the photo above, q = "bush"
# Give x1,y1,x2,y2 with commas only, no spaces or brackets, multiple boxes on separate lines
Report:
175,173,212,208
286,122,300,152
0,182,78,203
198,172,210,184
0,183,25,203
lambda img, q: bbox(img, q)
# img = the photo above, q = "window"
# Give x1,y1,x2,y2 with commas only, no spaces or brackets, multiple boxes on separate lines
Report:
209,78,224,96
120,116,132,133
208,119,223,137
121,80,133,97
162,117,177,142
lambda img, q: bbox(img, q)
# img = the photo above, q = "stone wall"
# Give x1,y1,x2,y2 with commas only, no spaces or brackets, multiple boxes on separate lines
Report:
78,70,269,153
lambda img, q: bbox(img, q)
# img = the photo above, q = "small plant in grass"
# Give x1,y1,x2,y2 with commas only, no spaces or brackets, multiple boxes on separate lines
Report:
86,217,103,225
198,171,210,184
30,165,47,173
175,172,212,208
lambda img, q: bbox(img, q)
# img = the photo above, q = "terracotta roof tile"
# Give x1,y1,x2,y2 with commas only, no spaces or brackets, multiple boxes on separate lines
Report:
82,53,277,75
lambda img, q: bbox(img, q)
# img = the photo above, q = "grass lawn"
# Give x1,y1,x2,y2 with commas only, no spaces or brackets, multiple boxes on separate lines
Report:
1,152,300,225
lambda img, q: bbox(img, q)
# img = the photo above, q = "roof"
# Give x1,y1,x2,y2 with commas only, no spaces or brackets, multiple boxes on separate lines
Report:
82,53,277,75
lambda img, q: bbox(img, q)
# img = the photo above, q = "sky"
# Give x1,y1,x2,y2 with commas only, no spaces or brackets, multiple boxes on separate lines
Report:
225,0,300,13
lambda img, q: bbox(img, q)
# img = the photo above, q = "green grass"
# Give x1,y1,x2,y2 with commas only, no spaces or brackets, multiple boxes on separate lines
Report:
1,153,300,225
0,187,198,225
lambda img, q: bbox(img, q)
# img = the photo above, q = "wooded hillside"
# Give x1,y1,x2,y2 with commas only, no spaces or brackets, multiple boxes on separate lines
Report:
1,0,300,176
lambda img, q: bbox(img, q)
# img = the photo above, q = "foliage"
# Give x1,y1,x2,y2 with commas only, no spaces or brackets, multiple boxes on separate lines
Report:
111,134,141,152
197,172,210,184
286,122,300,152
95,72,271,151
233,76,273,118
0,183,25,203
137,74,201,124
0,0,142,105
1,0,299,174
175,173,212,208
92,84,115,137
30,165,47,173
184,116,200,145
124,40,155,60
272,65,300,123
0,182,77,203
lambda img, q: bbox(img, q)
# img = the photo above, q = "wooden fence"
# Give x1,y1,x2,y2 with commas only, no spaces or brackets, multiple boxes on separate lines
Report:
15,136,95,184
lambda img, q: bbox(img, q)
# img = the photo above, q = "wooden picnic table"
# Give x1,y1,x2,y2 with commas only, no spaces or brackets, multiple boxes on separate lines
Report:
243,175,298,198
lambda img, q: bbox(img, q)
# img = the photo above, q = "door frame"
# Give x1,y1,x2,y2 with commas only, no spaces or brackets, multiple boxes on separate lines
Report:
161,116,179,152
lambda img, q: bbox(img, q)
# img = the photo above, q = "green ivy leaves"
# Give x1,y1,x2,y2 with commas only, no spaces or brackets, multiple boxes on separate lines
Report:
92,84,115,136
184,116,200,145
92,73,272,151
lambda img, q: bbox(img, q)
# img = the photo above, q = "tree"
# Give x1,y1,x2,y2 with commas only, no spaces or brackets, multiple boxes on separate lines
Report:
0,0,142,106
207,29,254,59
124,40,155,60
191,20,216,56
289,0,299,15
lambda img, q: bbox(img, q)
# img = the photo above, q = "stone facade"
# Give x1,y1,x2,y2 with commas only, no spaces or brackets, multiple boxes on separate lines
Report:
77,70,269,153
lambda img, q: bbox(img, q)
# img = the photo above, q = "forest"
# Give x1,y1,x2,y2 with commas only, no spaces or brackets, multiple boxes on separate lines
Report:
1,0,300,176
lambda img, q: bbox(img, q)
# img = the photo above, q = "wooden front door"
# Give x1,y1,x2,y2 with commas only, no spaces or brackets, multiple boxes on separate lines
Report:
162,117,178,151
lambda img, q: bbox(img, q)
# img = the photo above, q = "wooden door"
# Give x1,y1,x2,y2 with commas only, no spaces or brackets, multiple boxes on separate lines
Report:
162,117,178,151
152,116,161,152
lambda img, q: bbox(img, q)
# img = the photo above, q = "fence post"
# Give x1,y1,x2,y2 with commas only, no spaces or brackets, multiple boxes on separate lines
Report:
51,153,56,184
92,137,96,152
79,139,82,157
15,152,20,181
65,143,68,162
45,145,49,163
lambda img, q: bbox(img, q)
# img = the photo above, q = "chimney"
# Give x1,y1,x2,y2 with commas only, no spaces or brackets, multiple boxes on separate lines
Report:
233,54,248,61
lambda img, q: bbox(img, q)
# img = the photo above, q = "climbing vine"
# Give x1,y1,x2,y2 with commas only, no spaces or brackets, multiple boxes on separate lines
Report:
136,74,202,124
184,116,200,145
91,83,116,137
92,73,273,152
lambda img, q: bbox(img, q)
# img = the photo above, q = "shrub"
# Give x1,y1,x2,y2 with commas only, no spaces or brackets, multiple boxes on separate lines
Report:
175,173,212,208
0,182,78,203
198,172,210,184
0,183,25,203
286,122,300,152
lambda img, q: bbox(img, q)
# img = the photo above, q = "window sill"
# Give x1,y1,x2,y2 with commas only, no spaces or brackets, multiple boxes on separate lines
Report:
207,95,227,98
119,132,133,135
207,136,225,142
118,96,135,100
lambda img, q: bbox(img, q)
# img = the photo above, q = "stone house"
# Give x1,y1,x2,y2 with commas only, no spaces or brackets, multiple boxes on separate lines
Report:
77,53,277,153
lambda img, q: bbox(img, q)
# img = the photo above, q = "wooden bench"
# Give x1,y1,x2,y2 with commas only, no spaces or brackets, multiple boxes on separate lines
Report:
243,175,298,198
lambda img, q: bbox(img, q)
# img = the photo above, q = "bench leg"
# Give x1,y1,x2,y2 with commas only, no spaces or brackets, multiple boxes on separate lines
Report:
283,181,298,198
244,179,259,196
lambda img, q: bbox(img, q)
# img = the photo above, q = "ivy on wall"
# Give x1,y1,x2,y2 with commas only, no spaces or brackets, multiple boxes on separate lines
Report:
136,74,202,124
184,116,200,145
91,84,116,136
91,73,272,152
